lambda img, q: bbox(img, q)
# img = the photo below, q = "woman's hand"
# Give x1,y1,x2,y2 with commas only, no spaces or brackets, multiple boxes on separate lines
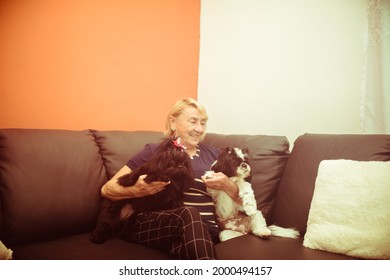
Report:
201,172,241,204
131,174,170,198
101,166,169,201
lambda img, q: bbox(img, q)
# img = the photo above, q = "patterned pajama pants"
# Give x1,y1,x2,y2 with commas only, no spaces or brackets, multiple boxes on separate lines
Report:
121,206,218,260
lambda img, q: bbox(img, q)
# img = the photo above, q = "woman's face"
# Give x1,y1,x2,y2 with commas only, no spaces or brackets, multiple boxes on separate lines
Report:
170,106,207,150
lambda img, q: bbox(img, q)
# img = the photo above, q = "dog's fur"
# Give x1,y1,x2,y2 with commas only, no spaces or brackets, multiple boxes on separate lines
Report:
206,147,299,242
89,138,194,244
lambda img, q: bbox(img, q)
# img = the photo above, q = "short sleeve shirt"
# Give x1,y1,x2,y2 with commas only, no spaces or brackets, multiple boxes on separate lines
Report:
126,142,220,237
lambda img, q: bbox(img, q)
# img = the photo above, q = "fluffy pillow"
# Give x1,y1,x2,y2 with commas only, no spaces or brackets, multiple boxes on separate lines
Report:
303,159,390,259
0,240,13,260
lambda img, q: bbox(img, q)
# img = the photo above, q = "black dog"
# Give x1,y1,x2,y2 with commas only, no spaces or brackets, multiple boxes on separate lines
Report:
89,137,194,244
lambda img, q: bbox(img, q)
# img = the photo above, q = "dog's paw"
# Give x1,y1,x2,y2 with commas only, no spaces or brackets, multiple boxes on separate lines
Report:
252,227,272,239
204,171,214,179
89,223,112,244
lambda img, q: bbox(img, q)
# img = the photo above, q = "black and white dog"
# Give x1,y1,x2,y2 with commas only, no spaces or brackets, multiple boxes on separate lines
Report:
89,137,194,244
205,147,299,242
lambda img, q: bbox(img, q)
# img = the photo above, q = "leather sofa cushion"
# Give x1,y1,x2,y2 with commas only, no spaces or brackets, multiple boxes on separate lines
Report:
0,129,107,246
11,233,168,260
92,130,164,179
273,133,390,235
215,234,355,260
12,231,354,260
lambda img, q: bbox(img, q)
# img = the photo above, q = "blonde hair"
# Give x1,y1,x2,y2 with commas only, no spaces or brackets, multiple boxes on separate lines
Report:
164,98,208,138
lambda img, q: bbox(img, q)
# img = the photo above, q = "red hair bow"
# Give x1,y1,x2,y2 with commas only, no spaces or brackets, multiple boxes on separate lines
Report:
172,137,187,150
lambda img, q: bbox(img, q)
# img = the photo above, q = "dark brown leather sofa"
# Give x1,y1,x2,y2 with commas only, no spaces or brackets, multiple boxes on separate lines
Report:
0,129,389,259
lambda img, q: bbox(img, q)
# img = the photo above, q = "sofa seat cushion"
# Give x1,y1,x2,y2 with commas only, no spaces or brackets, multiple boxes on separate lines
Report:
12,233,355,260
12,234,169,260
215,235,356,260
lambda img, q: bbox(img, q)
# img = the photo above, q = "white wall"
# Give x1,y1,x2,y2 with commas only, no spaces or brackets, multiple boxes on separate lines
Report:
198,0,366,145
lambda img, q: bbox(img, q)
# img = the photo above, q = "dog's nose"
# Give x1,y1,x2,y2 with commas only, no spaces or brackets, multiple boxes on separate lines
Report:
241,163,249,170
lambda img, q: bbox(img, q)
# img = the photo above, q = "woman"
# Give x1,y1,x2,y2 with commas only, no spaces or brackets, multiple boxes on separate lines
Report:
101,98,241,259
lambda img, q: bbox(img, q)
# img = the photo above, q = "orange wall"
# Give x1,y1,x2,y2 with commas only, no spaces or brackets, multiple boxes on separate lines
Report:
0,0,199,131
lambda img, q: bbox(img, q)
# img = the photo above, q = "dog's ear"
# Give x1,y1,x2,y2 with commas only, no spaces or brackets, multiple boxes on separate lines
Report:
242,148,251,163
155,138,174,152
159,137,181,152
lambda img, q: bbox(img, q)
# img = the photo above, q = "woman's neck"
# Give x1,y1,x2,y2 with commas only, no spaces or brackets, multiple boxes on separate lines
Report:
185,146,199,159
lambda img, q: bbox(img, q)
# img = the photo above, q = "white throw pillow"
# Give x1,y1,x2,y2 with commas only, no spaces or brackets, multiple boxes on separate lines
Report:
303,159,390,259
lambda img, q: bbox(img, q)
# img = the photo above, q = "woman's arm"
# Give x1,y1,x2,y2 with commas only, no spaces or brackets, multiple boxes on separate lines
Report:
101,165,170,201
201,172,242,204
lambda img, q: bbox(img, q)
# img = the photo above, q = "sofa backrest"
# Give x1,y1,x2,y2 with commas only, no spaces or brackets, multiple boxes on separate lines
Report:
272,133,390,235
92,130,291,223
0,129,290,246
0,129,107,245
92,130,165,179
